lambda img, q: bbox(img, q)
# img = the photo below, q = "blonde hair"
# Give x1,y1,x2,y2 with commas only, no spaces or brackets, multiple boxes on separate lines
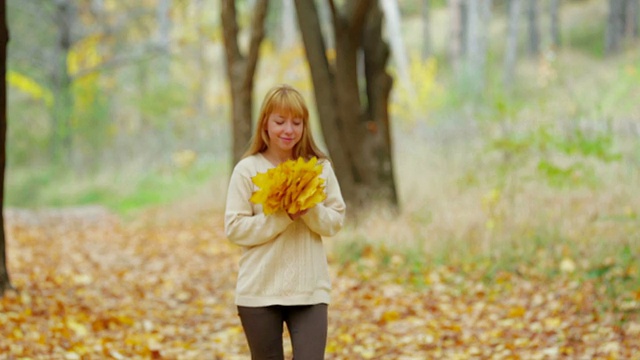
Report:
243,84,327,160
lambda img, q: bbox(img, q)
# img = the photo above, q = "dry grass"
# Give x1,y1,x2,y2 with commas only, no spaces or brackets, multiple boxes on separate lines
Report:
331,128,639,279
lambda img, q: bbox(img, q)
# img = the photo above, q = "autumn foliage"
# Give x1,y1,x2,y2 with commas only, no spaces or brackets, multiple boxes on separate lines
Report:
250,157,326,215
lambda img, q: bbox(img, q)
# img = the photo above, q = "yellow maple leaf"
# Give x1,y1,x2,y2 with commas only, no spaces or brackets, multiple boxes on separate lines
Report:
250,157,326,215
379,310,401,324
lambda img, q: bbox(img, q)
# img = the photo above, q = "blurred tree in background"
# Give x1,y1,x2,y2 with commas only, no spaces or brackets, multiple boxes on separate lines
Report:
221,0,269,165
606,0,638,53
1,0,11,295
7,0,226,206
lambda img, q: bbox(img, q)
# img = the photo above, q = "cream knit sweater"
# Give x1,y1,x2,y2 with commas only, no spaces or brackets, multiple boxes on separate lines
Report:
224,153,346,307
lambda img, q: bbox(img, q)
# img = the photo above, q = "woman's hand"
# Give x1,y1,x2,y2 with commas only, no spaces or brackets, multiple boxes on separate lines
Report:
288,209,309,221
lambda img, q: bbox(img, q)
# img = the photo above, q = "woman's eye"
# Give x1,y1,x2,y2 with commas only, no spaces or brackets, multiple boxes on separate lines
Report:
275,121,284,125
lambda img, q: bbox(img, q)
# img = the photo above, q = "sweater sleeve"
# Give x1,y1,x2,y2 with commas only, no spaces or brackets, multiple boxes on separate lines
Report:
301,160,346,237
224,160,293,247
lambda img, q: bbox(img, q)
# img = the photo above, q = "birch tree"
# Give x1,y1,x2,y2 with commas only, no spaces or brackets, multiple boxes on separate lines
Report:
527,0,540,56
280,0,297,50
605,0,636,54
380,0,413,94
464,0,492,94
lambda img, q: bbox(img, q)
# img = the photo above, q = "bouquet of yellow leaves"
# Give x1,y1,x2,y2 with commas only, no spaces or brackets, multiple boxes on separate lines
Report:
250,157,327,215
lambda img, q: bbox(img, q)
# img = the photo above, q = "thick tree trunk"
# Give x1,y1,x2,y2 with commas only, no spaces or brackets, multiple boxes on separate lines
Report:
362,4,398,205
295,0,398,208
293,0,354,198
221,0,269,165
1,0,12,296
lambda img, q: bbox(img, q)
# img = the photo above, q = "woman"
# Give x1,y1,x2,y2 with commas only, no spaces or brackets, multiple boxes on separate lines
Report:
224,84,346,359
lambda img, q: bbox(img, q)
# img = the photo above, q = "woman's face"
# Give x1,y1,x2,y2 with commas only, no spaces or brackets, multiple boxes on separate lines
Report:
265,112,304,153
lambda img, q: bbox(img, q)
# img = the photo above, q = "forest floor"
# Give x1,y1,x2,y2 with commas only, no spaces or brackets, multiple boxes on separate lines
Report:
1,206,639,360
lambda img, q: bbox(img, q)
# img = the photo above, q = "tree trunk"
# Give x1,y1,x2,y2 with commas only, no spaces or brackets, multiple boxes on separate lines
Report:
51,0,76,165
605,0,639,53
90,0,104,18
527,0,540,56
465,0,481,69
606,0,626,54
195,0,207,116
625,0,639,38
504,0,522,88
362,4,398,206
464,0,492,94
156,0,172,81
221,0,269,165
460,0,468,56
154,0,174,156
549,0,561,47
0,0,12,296
448,0,464,72
294,0,398,208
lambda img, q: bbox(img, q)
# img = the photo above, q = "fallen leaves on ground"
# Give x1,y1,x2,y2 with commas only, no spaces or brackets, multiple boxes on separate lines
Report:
1,207,638,359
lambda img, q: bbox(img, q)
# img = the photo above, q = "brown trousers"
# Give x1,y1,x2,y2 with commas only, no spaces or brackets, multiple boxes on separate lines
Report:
237,304,328,360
